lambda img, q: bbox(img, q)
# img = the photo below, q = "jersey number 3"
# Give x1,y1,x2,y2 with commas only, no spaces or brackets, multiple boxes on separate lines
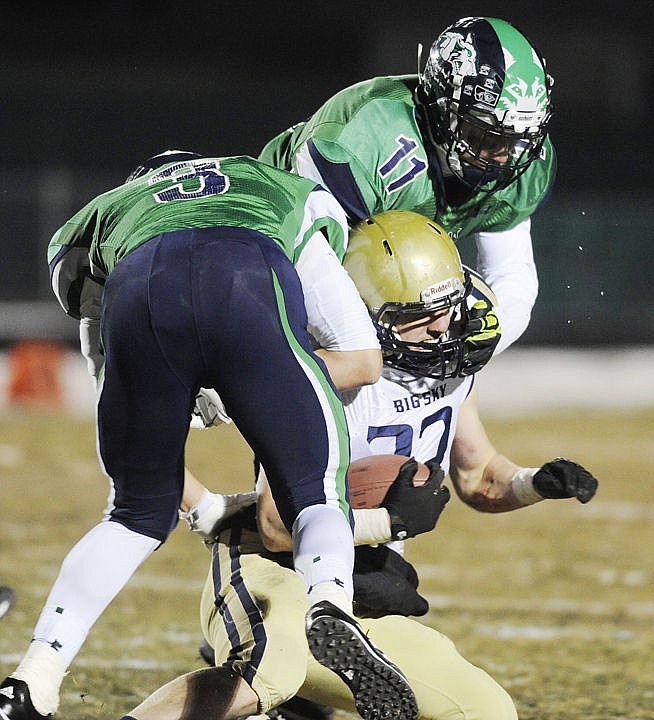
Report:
149,160,230,203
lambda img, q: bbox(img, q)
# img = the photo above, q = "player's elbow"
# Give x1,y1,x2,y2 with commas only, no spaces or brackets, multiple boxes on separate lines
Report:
317,348,382,390
352,348,383,387
451,456,520,513
450,474,496,512
260,533,291,553
258,512,293,553
458,490,508,513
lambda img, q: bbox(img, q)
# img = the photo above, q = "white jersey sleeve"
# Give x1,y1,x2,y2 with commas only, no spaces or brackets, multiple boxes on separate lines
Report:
295,186,379,352
294,142,327,187
474,217,538,354
295,232,379,351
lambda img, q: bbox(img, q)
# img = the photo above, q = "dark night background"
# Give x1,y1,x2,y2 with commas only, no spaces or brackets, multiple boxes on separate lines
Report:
1,0,652,345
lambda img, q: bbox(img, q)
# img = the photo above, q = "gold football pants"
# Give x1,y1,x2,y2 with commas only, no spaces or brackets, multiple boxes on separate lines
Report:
200,525,517,720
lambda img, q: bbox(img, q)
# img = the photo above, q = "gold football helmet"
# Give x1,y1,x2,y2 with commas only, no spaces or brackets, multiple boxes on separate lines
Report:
345,210,472,379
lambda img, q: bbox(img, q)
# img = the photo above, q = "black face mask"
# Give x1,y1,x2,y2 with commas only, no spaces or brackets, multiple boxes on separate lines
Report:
460,162,503,190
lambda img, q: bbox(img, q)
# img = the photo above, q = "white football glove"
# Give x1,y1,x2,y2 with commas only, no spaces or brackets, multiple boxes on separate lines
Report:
179,490,257,539
191,388,232,429
79,275,105,381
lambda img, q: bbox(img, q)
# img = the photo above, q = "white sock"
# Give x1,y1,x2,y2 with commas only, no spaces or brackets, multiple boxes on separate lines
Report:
11,642,68,715
307,582,352,615
292,504,354,614
32,521,159,665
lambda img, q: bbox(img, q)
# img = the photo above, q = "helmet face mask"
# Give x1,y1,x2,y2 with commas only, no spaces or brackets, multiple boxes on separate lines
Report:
373,273,472,380
417,16,553,193
344,211,475,380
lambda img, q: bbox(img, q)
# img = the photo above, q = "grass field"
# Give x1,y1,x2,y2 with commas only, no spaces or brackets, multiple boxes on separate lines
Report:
1,407,653,720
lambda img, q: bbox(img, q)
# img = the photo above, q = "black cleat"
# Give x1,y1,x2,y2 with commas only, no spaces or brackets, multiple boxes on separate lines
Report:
305,601,418,720
0,587,15,621
0,679,51,720
268,696,334,720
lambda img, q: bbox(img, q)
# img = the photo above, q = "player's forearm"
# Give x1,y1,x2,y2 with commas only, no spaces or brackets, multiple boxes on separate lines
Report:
450,452,524,512
181,468,205,513
475,220,538,354
256,472,293,552
79,317,103,380
315,347,382,390
491,290,535,354
257,505,292,552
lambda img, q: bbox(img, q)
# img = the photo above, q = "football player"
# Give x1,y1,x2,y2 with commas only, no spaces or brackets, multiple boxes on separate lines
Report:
0,153,420,720
120,212,597,720
260,16,555,360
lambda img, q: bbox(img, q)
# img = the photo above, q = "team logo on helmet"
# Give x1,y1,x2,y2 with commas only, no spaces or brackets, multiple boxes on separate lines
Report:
435,31,477,77
497,48,549,123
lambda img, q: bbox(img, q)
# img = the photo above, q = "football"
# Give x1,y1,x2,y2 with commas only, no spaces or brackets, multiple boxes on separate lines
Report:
347,454,430,509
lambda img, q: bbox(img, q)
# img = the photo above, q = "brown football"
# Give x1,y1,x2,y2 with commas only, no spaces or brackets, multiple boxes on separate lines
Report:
347,454,430,509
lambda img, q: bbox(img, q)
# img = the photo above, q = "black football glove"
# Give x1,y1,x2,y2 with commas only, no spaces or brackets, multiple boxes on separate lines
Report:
353,545,429,618
533,458,598,504
460,300,501,376
381,458,450,540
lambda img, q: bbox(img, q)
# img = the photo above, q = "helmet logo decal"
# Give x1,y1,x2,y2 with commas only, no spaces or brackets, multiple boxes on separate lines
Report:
498,46,549,116
420,276,464,303
499,76,549,119
378,136,427,194
473,85,499,106
436,31,477,79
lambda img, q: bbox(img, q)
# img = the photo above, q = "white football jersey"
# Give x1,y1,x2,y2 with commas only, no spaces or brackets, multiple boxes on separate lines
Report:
342,367,474,475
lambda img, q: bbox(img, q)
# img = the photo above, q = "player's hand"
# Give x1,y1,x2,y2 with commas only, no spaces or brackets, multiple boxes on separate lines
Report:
381,458,450,540
179,490,257,539
533,458,598,504
190,388,232,429
353,545,428,618
460,300,501,376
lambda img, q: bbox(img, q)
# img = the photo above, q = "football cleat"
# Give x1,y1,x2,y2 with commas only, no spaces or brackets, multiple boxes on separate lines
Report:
0,587,16,621
305,601,418,720
0,679,51,720
267,696,334,720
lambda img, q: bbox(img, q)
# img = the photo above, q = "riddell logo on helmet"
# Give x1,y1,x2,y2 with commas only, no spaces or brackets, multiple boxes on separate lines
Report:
422,278,456,301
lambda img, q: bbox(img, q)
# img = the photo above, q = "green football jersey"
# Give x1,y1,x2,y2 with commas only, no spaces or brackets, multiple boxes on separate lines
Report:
48,155,346,276
259,75,556,241
48,155,347,318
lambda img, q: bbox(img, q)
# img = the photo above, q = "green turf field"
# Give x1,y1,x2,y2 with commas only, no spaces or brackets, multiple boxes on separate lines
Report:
1,408,652,719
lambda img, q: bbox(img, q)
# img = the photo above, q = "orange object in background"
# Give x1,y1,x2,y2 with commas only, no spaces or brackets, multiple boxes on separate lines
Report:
7,339,65,409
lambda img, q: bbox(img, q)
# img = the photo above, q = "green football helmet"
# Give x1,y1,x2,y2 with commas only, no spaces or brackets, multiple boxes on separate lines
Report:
416,16,553,193
344,210,472,379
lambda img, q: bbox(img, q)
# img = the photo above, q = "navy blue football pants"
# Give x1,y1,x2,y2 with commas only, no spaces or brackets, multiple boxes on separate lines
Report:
97,226,351,543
